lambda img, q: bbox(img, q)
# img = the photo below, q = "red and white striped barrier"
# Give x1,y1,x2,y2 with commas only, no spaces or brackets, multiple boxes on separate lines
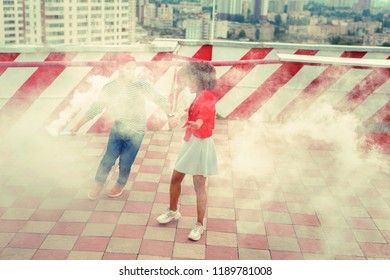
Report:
0,40,389,152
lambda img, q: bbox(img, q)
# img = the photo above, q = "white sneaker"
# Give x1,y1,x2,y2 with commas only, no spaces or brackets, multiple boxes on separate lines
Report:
188,223,204,241
156,209,181,224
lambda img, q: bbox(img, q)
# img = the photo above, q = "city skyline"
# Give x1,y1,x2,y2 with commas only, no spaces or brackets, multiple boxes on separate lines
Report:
0,0,389,46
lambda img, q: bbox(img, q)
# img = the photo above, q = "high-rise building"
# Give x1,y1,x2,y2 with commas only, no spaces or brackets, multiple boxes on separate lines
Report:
355,0,372,9
0,0,137,45
287,0,305,13
137,0,149,25
0,0,27,44
217,0,243,15
330,0,355,8
269,0,286,13
156,4,173,29
254,0,269,21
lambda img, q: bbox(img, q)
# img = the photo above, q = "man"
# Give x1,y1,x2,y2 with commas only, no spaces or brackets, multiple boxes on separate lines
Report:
70,60,174,199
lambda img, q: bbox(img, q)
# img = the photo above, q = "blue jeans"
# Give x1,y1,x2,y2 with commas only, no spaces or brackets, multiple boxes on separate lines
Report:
95,122,144,186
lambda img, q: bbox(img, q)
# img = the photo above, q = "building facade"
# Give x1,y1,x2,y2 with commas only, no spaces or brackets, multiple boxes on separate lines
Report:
0,0,137,45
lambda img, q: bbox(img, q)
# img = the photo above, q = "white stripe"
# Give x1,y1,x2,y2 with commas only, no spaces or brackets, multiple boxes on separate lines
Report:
0,53,49,109
132,52,158,62
215,65,233,79
153,66,175,94
264,48,296,60
352,80,390,122
313,68,372,107
315,50,345,57
14,52,50,62
7,69,91,136
216,64,281,117
71,52,106,62
362,52,390,59
177,45,203,59
8,53,106,136
40,67,93,98
251,65,327,122
212,46,250,62
279,53,390,68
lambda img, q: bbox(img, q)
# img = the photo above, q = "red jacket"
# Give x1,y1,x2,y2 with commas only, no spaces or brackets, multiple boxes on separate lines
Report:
184,90,216,141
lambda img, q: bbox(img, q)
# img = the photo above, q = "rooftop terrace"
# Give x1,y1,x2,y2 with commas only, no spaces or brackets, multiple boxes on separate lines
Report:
0,39,389,260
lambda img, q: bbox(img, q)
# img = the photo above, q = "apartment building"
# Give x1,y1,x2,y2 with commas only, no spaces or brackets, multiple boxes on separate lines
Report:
156,4,173,29
0,0,137,45
0,0,26,44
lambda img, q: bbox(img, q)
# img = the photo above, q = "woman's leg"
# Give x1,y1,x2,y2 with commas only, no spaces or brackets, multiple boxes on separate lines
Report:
193,175,207,225
169,170,185,211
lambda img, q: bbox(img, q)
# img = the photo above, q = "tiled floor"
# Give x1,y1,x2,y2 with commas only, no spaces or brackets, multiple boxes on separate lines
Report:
0,120,389,260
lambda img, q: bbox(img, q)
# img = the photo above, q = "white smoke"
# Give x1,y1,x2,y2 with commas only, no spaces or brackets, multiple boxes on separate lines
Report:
45,75,110,136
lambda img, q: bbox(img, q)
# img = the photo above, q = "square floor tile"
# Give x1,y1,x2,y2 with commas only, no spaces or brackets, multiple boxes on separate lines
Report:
106,237,141,254
239,248,271,260
144,226,176,242
298,238,331,254
67,251,104,260
8,233,47,249
73,236,110,252
102,252,137,260
0,248,36,260
32,249,69,260
88,211,121,224
172,242,205,260
206,231,237,247
265,223,295,237
360,243,390,258
270,250,304,260
40,235,78,251
50,222,85,235
237,234,268,250
81,223,116,237
112,225,146,239
139,240,173,257
205,245,238,260
267,236,300,252
20,221,55,234
207,219,236,233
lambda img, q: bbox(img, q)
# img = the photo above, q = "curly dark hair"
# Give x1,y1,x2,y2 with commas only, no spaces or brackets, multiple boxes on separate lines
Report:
178,61,217,91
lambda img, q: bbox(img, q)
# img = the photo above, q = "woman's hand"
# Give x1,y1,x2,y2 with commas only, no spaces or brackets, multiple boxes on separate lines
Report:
187,119,203,130
168,116,179,130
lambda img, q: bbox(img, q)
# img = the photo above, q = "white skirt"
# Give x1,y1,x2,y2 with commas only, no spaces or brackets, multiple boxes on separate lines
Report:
175,134,218,177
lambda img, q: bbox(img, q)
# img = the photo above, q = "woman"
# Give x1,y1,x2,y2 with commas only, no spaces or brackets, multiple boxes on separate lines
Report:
157,61,218,241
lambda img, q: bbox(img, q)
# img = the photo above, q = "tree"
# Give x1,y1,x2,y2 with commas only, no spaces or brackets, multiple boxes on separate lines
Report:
275,14,282,26
255,29,260,40
238,30,246,39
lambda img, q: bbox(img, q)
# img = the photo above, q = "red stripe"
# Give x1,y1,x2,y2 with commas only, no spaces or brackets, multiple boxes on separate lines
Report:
227,50,319,119
0,52,77,131
363,133,390,153
0,53,20,76
334,56,390,113
369,101,390,123
146,52,174,81
192,45,213,61
213,48,273,102
275,51,367,122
